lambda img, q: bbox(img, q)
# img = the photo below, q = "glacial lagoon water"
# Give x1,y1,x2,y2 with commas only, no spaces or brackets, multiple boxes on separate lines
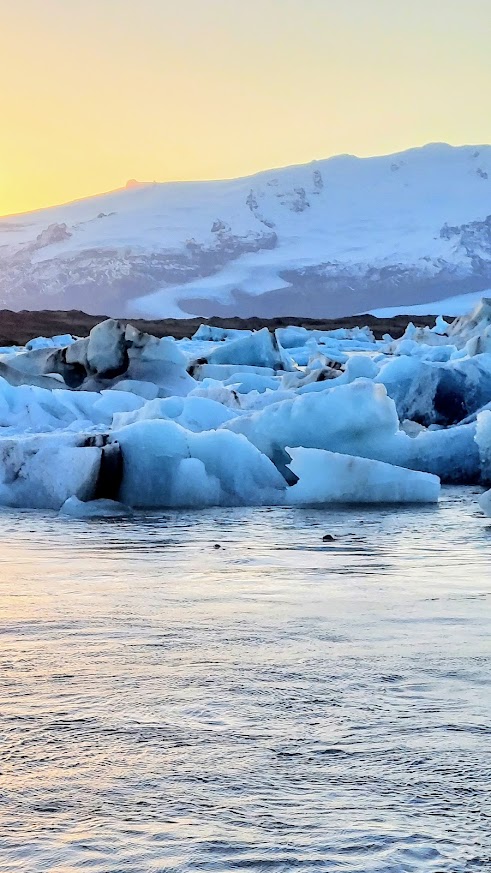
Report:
0,487,490,872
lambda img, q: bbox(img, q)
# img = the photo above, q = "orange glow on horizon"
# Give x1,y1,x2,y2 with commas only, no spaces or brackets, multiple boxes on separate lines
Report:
1,0,490,216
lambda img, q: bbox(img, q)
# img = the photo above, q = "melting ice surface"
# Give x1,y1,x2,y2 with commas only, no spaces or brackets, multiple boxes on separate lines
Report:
0,487,490,872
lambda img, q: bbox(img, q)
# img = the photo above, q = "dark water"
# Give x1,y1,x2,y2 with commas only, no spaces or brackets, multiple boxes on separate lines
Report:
0,487,490,872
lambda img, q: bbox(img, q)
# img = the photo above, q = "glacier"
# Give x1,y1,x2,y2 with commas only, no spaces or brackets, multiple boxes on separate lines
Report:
0,297,491,513
1,143,491,319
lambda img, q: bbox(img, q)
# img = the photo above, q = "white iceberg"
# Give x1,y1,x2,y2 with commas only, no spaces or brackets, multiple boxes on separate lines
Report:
287,448,440,504
60,496,133,518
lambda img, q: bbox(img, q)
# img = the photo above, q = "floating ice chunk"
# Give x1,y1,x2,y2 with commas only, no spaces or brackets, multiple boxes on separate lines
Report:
0,378,145,435
190,363,275,382
273,331,297,372
112,395,236,431
126,356,195,397
336,355,379,383
376,353,491,426
475,410,491,482
25,334,76,351
65,338,89,366
0,433,102,509
92,389,144,421
223,372,279,394
0,360,64,391
25,337,55,351
432,355,491,423
190,381,293,412
87,319,127,377
112,419,286,507
281,366,339,392
122,332,193,397
295,354,377,394
287,346,312,367
189,383,244,409
203,328,284,369
314,326,376,343
478,488,491,516
383,324,454,357
0,346,23,356
308,348,348,370
401,422,480,483
286,448,440,504
54,334,77,347
25,321,197,393
411,328,452,347
274,326,310,349
382,336,458,361
1,346,59,377
432,315,450,335
224,379,402,468
60,496,133,517
237,389,296,412
276,326,375,348
375,356,440,423
224,377,480,483
448,297,491,345
464,326,491,357
112,379,161,400
138,335,188,366
192,325,253,341
280,351,348,393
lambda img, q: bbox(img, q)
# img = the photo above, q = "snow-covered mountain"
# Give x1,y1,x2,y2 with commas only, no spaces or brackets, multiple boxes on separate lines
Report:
1,143,491,319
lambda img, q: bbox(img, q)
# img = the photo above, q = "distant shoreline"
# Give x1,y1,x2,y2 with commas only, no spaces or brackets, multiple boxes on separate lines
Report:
0,309,449,347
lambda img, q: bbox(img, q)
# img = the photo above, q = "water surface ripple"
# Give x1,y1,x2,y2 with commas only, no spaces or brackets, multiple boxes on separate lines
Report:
0,487,490,872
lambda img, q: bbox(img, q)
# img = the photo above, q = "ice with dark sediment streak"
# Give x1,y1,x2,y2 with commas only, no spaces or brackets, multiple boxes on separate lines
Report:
1,303,491,511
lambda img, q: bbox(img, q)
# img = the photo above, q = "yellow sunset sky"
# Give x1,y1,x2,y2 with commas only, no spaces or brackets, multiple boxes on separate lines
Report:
1,0,490,216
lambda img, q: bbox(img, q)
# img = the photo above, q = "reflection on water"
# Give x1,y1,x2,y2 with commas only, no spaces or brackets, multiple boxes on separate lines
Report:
0,487,490,872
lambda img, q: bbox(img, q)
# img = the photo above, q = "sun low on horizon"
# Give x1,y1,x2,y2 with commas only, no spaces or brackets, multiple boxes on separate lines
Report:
1,0,490,217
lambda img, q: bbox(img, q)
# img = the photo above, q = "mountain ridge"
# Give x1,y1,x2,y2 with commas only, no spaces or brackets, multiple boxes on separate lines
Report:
3,141,475,219
1,142,490,318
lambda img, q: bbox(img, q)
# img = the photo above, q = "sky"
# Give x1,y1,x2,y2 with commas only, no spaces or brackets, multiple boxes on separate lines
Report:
1,0,490,216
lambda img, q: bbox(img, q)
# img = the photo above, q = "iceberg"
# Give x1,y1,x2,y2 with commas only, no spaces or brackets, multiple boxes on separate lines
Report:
287,448,440,504
0,433,103,509
0,301,491,512
112,419,287,507
195,327,286,369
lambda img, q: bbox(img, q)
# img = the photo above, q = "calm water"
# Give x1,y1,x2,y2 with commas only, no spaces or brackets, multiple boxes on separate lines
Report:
0,488,490,872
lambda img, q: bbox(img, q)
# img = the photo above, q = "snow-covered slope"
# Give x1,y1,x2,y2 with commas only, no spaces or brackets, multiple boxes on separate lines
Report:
1,143,491,318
